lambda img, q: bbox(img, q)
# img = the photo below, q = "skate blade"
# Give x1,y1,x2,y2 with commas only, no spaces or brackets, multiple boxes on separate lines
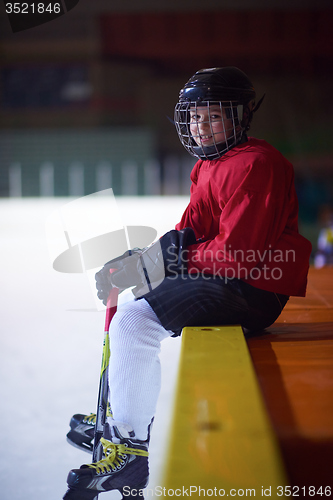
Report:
66,436,93,454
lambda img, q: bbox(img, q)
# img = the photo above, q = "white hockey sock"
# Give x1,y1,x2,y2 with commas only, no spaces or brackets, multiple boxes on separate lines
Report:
108,297,172,441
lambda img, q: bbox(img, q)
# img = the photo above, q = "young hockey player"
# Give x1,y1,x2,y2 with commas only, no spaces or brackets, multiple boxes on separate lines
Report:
64,67,312,499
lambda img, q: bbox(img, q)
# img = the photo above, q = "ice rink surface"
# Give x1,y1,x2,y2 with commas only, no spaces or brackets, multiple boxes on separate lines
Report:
0,195,190,500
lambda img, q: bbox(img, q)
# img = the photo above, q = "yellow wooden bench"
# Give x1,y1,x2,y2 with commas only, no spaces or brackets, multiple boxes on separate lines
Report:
162,325,288,498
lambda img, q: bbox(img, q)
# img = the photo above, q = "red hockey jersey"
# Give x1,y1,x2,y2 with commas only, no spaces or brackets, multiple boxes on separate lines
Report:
175,137,312,297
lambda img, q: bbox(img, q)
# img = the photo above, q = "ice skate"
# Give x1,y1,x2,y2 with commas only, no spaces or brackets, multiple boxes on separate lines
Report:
66,403,113,453
63,422,149,500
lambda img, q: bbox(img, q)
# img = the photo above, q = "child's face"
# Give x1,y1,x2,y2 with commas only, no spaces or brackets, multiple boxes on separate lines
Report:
189,105,233,147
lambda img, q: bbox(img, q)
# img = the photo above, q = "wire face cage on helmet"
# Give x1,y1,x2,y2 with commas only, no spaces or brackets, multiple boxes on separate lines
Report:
174,67,258,161
174,100,244,161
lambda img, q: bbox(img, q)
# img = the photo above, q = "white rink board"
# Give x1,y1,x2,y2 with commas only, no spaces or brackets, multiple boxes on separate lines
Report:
0,196,189,500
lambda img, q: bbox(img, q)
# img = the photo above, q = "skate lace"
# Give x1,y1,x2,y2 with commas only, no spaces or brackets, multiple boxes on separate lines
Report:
87,437,148,474
83,413,97,425
83,404,113,424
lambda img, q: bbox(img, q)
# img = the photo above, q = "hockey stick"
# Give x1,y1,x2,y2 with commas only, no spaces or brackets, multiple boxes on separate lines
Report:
92,279,119,464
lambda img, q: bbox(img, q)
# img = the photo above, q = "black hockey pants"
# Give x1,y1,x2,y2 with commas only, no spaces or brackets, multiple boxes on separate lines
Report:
142,274,289,336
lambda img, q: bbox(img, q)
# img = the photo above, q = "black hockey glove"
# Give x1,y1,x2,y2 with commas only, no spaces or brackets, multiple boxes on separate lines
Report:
95,249,141,305
95,227,197,304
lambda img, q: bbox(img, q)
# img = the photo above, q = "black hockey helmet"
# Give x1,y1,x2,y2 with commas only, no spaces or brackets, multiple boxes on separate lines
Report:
174,67,260,160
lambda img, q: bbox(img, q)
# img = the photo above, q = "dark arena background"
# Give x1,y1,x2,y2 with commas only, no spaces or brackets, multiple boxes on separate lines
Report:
1,1,333,245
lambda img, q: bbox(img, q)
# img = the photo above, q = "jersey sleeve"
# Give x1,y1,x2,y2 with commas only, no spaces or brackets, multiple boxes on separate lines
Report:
180,155,302,278
175,143,311,296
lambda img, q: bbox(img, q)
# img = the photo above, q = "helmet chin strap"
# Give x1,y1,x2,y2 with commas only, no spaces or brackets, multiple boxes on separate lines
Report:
253,94,265,113
240,95,265,131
